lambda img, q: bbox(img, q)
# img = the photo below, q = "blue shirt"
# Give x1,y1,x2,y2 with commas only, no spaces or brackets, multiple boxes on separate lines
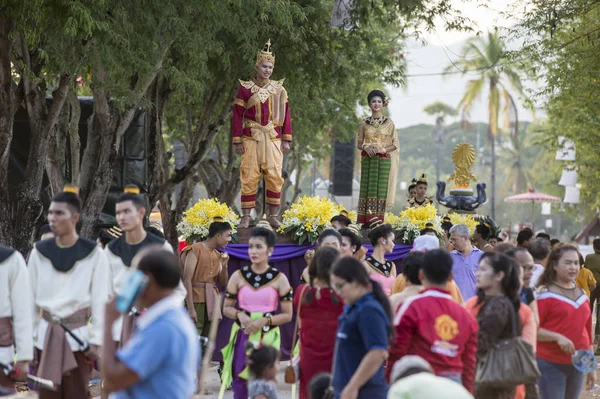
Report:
334,293,389,399
450,248,483,300
111,295,200,399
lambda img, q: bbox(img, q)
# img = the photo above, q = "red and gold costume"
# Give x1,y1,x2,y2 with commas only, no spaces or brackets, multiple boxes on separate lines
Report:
233,41,292,211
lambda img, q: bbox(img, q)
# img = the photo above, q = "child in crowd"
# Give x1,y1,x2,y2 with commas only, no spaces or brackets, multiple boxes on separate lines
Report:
576,252,597,298
247,342,280,399
309,373,333,399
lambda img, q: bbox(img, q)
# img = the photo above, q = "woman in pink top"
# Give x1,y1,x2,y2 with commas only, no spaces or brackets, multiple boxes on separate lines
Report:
364,222,397,295
221,227,293,399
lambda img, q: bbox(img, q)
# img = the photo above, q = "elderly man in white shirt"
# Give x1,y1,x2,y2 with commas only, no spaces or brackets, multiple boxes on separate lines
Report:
28,186,111,399
0,245,33,392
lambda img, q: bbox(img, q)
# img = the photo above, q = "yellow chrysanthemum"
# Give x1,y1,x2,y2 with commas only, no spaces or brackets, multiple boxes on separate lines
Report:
177,198,239,242
279,196,341,244
448,213,478,236
385,204,442,243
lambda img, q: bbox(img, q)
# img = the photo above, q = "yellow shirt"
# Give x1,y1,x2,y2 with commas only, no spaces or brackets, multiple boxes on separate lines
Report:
576,267,597,297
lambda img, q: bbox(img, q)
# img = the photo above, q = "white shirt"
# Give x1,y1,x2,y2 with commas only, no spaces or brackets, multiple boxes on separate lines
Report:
530,263,544,288
29,243,111,350
105,238,186,341
0,250,34,363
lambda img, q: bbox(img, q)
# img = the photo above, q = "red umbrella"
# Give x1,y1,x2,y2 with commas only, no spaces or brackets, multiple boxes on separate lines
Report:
504,189,561,229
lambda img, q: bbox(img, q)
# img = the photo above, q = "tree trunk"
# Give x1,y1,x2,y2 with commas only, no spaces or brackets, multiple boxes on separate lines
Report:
0,17,15,247
79,85,119,238
46,90,71,197
490,133,496,220
68,91,82,185
13,62,70,253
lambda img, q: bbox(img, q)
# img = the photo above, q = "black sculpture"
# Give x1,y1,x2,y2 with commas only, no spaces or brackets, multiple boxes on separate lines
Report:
436,181,487,211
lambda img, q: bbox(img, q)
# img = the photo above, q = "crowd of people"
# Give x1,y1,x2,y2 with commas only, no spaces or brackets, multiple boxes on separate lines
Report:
1,182,600,399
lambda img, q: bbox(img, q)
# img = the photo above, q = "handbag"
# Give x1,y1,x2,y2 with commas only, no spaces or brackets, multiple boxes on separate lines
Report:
285,284,309,384
475,297,541,389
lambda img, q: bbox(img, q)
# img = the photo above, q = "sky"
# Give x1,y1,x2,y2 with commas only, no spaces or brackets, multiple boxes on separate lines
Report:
386,0,536,128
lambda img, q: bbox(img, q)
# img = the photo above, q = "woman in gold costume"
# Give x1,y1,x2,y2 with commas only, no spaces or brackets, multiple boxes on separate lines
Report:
356,90,399,224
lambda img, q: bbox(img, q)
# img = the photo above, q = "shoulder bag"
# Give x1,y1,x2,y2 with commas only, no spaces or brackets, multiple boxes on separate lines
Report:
285,284,309,384
475,297,541,389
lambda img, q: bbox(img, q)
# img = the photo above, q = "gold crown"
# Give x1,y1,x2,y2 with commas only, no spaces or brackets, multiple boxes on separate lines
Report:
213,216,224,223
63,184,79,195
123,185,140,195
255,40,275,67
107,225,122,239
340,210,349,217
417,173,428,185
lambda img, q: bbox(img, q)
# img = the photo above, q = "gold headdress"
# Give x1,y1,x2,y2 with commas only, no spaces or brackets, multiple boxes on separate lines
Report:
255,40,275,67
150,222,163,233
369,217,383,230
257,216,274,231
63,184,80,195
339,210,349,218
347,224,361,236
213,216,224,223
107,225,122,239
123,185,140,195
417,173,428,185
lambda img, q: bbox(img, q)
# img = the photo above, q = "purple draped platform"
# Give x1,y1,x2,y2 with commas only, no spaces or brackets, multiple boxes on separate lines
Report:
214,243,412,360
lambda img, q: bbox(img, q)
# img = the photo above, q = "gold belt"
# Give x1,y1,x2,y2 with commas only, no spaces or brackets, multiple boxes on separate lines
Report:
243,120,280,169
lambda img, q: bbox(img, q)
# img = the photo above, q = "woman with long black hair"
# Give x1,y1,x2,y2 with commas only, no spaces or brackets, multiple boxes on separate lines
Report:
330,257,394,399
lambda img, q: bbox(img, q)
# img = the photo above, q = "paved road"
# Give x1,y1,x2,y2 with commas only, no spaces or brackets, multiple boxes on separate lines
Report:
196,363,293,398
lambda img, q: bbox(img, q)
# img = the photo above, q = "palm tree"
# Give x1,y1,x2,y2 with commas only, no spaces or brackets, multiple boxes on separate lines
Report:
445,30,531,219
423,101,457,182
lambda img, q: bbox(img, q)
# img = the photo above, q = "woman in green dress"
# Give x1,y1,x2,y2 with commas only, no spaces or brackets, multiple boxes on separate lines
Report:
357,90,399,224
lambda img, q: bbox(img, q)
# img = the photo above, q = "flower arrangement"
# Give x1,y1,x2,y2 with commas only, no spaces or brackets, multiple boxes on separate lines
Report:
177,198,239,243
278,196,343,244
447,213,478,236
387,204,442,243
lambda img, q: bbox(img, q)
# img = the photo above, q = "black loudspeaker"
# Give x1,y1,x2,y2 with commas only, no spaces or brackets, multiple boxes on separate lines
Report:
331,139,355,196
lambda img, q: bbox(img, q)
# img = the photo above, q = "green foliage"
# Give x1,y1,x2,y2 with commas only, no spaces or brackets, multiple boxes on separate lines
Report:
512,0,600,214
423,101,457,118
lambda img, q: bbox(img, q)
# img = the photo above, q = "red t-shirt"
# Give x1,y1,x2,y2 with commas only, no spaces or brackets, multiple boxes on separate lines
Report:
536,289,592,364
390,287,479,393
293,285,344,399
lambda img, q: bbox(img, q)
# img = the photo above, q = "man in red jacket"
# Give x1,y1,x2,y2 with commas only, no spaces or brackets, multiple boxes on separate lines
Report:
389,249,478,393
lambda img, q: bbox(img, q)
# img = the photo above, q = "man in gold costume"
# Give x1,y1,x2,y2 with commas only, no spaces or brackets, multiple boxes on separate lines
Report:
406,173,433,209
232,40,292,229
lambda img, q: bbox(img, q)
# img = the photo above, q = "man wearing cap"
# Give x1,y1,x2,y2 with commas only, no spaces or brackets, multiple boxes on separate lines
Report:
105,185,186,346
28,186,111,398
0,244,33,392
388,356,474,399
183,218,231,338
